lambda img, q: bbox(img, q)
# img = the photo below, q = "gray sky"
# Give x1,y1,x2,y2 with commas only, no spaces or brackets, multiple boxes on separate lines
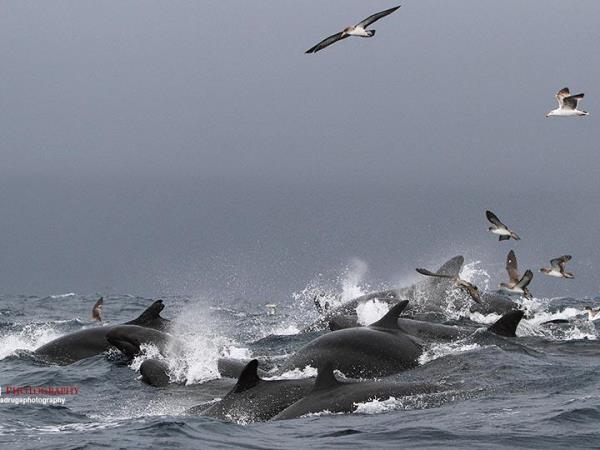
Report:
1,1,600,299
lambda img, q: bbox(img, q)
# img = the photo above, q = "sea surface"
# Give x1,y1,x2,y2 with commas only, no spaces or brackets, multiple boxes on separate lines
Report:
1,266,600,449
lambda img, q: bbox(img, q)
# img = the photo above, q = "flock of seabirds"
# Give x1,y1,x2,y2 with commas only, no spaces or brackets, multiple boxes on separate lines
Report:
24,4,598,423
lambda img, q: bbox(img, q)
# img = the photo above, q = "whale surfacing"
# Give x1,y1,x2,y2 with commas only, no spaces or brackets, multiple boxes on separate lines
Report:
273,362,440,420
281,301,423,378
34,300,171,365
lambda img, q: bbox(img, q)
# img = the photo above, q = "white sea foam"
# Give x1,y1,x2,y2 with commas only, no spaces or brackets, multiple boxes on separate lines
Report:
270,365,318,380
221,346,252,359
419,342,484,365
48,293,76,299
0,324,62,360
268,324,300,336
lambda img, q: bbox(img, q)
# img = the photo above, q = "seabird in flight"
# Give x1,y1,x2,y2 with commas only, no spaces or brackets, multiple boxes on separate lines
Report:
486,210,520,241
305,5,401,54
546,87,588,117
499,250,533,299
540,255,574,278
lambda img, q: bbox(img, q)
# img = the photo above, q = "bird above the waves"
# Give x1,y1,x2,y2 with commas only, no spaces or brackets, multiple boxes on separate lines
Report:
486,210,520,241
91,297,103,322
540,255,574,279
546,87,588,117
415,268,481,303
584,306,600,321
305,5,401,54
499,250,533,299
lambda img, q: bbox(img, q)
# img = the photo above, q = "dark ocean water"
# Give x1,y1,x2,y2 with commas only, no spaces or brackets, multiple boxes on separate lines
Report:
1,287,600,449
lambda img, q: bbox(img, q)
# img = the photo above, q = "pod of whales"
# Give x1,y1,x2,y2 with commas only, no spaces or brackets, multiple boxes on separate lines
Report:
34,300,170,365
305,255,521,334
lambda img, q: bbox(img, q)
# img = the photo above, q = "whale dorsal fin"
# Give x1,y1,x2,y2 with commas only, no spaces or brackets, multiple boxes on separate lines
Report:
369,300,409,329
233,359,261,393
127,300,168,326
488,310,524,337
312,362,341,392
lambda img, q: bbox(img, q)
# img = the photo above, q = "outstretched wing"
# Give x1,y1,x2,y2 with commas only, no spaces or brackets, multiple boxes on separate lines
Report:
305,31,348,54
506,250,520,284
416,268,453,279
486,210,504,228
356,5,401,28
551,255,572,271
563,93,584,110
516,270,533,289
555,87,570,107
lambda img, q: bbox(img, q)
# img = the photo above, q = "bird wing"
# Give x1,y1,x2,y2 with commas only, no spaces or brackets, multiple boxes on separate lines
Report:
93,297,103,309
555,87,570,107
516,270,533,289
305,31,348,54
416,268,453,279
562,93,584,110
486,210,505,228
506,250,520,284
356,5,401,28
551,255,572,271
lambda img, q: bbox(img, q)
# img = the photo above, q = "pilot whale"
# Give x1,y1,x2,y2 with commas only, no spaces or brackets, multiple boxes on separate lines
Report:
328,309,525,340
189,360,314,423
272,362,441,420
34,300,171,365
281,301,423,378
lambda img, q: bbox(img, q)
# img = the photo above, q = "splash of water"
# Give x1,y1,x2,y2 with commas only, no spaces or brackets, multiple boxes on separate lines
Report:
0,324,62,360
340,258,369,302
460,260,491,291
356,299,389,325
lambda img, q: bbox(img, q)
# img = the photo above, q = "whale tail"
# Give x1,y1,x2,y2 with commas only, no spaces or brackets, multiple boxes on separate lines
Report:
369,300,409,329
233,359,262,393
488,310,525,337
126,299,171,330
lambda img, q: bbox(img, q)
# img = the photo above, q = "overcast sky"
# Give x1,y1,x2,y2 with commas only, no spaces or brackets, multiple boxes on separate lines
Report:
1,1,600,300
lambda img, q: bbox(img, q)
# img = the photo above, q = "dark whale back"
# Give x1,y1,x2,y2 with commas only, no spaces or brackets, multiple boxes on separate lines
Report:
273,363,441,420
195,359,313,422
282,301,423,378
34,300,171,365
